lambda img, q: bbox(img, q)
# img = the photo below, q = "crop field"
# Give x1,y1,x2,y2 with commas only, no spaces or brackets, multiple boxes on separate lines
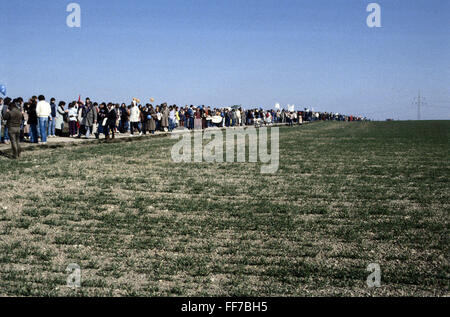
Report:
0,121,448,296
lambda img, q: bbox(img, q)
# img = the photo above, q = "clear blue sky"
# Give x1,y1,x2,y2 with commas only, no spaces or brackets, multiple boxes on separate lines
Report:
1,0,449,120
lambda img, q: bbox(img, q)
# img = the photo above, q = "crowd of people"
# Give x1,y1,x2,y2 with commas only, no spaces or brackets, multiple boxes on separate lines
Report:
0,95,367,158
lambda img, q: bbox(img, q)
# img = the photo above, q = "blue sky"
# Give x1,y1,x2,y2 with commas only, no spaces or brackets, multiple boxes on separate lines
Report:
1,0,449,120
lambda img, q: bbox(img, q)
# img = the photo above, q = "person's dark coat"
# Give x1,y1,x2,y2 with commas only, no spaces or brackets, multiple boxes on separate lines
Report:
161,106,169,128
140,108,148,123
98,107,108,126
26,102,38,125
148,108,157,131
4,105,24,132
82,105,97,126
106,108,116,126
120,107,129,121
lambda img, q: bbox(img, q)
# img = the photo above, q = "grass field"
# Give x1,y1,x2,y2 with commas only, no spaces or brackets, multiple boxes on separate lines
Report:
0,121,448,296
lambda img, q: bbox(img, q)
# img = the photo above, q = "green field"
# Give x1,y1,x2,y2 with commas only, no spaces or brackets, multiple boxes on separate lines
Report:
0,121,448,296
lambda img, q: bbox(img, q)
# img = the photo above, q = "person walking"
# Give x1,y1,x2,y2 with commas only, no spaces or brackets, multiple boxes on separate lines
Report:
114,104,120,134
1,97,11,144
105,103,117,142
168,106,176,132
194,107,202,130
68,102,78,137
161,103,169,132
76,101,85,137
119,103,128,133
129,100,142,135
183,106,189,128
26,98,38,143
235,108,241,126
175,106,180,128
22,102,30,141
36,95,51,144
179,107,185,128
3,99,24,159
96,103,107,139
188,106,194,130
82,99,97,139
148,105,157,134
140,105,147,135
48,98,57,138
55,101,66,137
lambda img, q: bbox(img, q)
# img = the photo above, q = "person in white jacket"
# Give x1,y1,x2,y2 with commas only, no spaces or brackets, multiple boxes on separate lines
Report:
36,95,52,144
129,99,142,136
67,103,78,137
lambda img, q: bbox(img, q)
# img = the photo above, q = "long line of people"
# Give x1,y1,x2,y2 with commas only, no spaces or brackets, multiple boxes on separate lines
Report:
0,95,368,146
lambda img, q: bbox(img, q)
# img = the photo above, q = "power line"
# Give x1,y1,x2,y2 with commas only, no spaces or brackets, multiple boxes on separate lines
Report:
413,91,428,120
427,104,450,109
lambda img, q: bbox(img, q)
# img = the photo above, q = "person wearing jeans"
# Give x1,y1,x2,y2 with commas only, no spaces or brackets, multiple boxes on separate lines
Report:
48,98,57,137
47,98,56,137
3,126,9,144
26,99,39,143
29,124,38,143
39,117,49,143
48,115,55,137
169,107,176,132
188,107,194,130
169,117,174,132
36,95,52,144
